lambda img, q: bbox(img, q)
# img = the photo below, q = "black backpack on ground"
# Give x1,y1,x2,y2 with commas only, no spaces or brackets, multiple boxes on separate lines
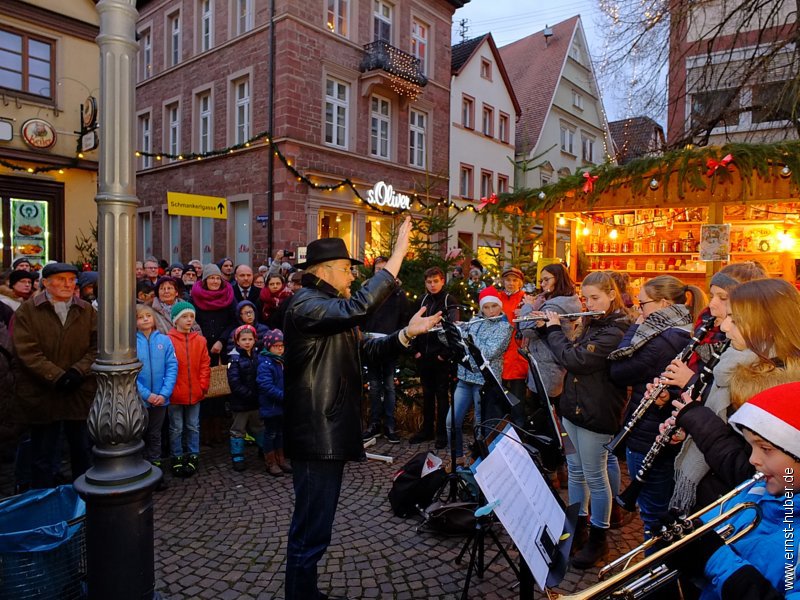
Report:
388,452,447,518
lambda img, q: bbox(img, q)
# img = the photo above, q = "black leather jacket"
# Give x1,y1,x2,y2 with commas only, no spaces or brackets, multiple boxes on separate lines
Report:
283,269,403,461
544,311,632,435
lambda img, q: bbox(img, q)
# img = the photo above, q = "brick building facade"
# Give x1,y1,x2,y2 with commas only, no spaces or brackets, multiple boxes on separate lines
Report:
135,0,465,267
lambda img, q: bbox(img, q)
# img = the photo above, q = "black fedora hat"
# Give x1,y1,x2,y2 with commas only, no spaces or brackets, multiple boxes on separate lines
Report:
295,238,363,269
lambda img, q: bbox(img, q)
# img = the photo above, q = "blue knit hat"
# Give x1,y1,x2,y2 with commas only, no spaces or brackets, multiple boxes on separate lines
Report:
171,300,195,323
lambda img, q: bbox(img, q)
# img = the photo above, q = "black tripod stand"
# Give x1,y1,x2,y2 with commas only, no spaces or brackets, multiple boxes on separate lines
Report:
455,437,520,599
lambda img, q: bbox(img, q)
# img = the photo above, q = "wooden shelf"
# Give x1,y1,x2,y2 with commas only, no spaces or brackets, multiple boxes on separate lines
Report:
729,251,787,255
620,270,707,275
585,252,698,256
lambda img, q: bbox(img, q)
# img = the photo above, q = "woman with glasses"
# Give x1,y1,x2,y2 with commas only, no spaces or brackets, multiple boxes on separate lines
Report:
606,275,706,539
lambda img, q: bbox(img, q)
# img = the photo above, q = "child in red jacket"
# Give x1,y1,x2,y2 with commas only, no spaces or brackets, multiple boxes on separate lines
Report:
167,301,211,477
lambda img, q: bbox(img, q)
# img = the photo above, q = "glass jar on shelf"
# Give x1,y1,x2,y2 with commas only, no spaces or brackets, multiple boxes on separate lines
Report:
590,237,600,253
649,239,658,253
626,258,636,271
602,240,610,253
645,258,656,271
682,231,696,252
659,239,669,253
657,259,666,271
633,240,643,253
621,240,631,253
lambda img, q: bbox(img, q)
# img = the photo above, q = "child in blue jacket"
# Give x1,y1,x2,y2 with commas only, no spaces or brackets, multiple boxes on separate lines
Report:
257,329,288,477
673,381,799,599
227,324,265,471
136,304,178,481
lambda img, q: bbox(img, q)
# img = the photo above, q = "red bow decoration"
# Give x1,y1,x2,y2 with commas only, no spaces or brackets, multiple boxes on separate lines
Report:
582,172,599,194
476,193,498,211
706,153,734,177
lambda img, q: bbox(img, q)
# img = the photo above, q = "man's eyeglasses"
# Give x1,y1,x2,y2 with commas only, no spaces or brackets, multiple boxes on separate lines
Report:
324,265,351,274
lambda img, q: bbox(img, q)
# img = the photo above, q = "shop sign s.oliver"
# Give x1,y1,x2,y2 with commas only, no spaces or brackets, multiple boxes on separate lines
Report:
366,181,411,211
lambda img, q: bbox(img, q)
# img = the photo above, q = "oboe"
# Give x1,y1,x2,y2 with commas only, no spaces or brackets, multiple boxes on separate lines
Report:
604,314,716,455
616,338,731,512
512,310,605,323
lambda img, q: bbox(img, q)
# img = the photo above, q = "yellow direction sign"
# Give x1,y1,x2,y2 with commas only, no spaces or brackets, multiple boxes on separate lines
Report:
167,192,227,219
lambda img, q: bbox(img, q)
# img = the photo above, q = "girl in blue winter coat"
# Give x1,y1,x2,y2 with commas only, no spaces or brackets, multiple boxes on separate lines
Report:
446,287,512,465
227,324,265,472
257,329,289,477
136,304,178,477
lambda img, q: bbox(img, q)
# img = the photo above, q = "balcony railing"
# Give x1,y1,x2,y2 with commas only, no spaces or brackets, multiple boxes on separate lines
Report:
360,40,428,88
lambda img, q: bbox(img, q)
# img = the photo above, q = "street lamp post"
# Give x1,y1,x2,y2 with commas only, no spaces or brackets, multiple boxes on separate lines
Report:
73,1,161,599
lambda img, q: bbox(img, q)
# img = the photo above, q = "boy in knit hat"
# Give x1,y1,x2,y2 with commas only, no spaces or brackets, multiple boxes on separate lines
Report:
227,324,265,471
672,382,799,599
167,301,211,477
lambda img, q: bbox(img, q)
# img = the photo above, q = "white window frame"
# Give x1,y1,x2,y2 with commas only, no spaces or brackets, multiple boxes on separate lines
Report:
462,96,474,129
199,0,213,52
409,108,426,168
137,209,153,261
139,27,152,81
581,135,594,163
560,124,575,154
324,77,349,149
572,90,584,110
480,171,493,199
197,91,212,153
499,112,510,143
373,0,392,43
480,58,491,80
459,165,473,198
233,77,250,144
411,18,428,75
497,174,509,194
166,102,180,161
326,0,349,37
139,113,152,169
235,0,254,35
168,11,181,67
482,105,493,137
167,214,181,264
370,94,391,159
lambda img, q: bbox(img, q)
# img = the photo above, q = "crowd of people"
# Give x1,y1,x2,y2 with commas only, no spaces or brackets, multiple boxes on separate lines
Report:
1,237,798,599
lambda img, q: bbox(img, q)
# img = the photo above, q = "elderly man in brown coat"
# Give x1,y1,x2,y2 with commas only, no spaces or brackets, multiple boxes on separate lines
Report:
12,262,97,488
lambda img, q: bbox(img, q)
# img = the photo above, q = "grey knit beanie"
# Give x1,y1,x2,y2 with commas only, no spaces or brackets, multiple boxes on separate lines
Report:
202,263,222,281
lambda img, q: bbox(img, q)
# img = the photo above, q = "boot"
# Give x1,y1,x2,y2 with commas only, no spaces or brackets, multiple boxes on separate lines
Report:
570,515,590,556
571,525,609,569
171,455,186,478
557,463,569,490
230,437,246,472
253,431,266,460
264,451,283,477
184,453,199,477
610,503,631,529
275,448,292,473
151,459,169,491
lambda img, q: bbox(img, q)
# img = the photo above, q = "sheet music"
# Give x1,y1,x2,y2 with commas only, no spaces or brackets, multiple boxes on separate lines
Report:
473,426,565,591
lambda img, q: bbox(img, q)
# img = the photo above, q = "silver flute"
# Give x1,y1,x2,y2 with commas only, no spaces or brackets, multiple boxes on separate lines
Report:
512,310,605,323
427,315,505,333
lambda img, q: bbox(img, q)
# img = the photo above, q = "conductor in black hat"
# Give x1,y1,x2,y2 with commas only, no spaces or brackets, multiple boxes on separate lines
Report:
282,216,441,600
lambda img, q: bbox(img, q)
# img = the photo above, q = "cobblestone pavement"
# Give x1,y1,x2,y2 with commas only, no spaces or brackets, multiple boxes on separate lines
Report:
0,435,644,599
149,436,643,600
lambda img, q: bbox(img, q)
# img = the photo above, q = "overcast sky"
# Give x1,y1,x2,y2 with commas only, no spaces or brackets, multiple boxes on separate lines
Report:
452,0,628,121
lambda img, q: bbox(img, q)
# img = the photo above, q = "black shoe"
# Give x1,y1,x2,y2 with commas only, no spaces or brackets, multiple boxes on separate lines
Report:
362,423,382,440
385,430,400,444
409,431,434,444
570,515,590,556
434,437,448,449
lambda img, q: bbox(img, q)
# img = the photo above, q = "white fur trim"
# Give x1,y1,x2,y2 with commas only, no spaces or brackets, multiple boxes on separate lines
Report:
730,403,800,459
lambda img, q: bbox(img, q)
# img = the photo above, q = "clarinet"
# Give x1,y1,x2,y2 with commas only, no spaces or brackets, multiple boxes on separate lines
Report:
604,314,716,455
616,338,731,512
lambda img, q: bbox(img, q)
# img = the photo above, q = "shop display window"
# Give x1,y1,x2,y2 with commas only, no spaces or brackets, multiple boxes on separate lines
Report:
319,209,353,255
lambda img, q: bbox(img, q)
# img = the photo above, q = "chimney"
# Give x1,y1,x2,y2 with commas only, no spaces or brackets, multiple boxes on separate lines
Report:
543,25,553,47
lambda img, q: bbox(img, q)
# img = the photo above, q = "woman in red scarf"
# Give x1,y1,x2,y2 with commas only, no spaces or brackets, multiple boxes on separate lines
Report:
259,274,293,329
192,263,238,445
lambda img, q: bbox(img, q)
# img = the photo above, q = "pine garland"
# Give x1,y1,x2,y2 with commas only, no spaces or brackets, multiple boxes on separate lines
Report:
488,140,800,216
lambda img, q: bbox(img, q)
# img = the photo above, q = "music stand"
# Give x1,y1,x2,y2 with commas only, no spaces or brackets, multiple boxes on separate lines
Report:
471,422,579,600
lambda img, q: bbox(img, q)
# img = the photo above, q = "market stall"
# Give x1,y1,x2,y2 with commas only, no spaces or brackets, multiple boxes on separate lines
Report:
488,141,800,289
